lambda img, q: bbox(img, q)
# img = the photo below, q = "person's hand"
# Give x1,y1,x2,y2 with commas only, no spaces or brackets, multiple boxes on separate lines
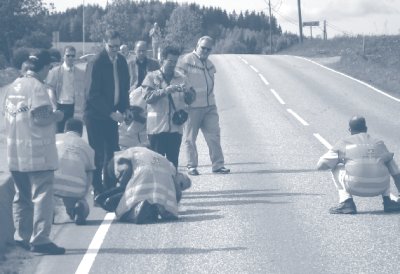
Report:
53,110,64,123
110,111,124,123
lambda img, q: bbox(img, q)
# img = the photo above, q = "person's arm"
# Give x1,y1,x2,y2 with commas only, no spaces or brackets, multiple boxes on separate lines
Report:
142,74,179,104
317,149,340,170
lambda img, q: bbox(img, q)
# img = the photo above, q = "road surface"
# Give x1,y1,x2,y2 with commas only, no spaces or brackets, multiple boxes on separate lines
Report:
12,54,400,274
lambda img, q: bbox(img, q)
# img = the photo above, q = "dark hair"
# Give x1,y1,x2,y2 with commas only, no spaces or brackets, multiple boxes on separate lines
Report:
160,45,181,60
64,46,76,54
64,118,83,135
349,116,367,133
26,49,52,72
104,29,121,41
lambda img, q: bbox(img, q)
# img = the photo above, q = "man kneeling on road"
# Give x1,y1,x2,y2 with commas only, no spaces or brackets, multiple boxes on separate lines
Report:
317,115,400,214
95,147,191,224
54,118,95,225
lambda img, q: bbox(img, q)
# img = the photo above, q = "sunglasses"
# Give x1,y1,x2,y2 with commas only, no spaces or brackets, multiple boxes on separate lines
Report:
65,54,75,58
108,44,120,50
201,46,212,52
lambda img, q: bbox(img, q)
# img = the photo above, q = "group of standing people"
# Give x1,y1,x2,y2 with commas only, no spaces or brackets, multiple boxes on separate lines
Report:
2,28,230,255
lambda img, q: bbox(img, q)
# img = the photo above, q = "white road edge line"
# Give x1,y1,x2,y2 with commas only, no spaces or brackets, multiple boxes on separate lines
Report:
287,109,309,126
270,89,285,105
249,65,259,73
75,213,116,274
313,133,332,149
238,56,248,64
294,56,400,103
259,74,269,85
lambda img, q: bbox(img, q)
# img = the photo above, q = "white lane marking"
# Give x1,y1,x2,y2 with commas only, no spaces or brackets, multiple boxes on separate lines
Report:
75,213,116,274
313,133,332,149
238,56,248,64
270,89,285,105
259,74,269,85
294,56,400,103
249,65,259,73
287,109,309,126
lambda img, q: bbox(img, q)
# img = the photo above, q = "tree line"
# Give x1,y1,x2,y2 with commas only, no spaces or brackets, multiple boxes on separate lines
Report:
0,0,299,68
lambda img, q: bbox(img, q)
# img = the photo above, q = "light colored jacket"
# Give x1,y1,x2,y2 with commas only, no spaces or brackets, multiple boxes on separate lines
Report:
177,51,216,108
317,133,399,196
142,70,194,135
115,147,179,219
54,132,95,198
4,72,58,172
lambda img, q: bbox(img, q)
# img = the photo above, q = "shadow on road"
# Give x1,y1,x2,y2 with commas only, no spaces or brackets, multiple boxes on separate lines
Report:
66,246,247,255
197,168,317,176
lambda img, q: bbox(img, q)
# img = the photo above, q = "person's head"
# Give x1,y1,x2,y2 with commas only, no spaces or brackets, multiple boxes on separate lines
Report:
348,115,367,135
63,46,76,67
154,22,159,29
160,45,181,77
25,49,52,80
20,61,33,75
64,118,84,137
119,44,129,58
134,41,147,62
104,29,121,59
195,36,214,61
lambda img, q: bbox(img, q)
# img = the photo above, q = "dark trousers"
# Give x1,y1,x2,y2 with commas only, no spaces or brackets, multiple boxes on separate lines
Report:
85,118,119,194
148,132,182,168
56,103,74,133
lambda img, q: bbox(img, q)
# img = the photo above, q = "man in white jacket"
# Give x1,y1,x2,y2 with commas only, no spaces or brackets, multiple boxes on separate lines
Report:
317,116,400,214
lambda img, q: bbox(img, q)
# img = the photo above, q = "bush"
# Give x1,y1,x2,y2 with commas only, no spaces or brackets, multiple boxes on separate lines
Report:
49,48,61,63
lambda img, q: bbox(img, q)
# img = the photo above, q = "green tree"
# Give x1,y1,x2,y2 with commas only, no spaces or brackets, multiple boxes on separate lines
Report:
164,5,203,51
0,0,47,62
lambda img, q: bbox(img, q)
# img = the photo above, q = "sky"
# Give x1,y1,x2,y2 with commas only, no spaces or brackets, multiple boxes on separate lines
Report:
43,0,400,38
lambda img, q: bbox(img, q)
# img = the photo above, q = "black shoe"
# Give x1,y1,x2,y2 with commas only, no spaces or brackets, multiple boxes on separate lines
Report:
329,198,357,214
30,242,65,255
133,200,158,224
383,196,400,213
187,167,200,176
15,240,30,251
212,167,230,174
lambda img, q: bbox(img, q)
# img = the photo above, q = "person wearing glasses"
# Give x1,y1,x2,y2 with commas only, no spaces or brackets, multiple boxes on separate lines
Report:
46,46,86,132
317,115,400,214
84,29,130,197
177,36,230,176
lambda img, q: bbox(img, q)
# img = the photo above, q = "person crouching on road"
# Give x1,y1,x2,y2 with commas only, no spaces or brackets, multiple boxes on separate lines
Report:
317,115,400,214
95,147,191,224
3,49,65,255
53,118,95,225
118,86,149,149
142,45,196,168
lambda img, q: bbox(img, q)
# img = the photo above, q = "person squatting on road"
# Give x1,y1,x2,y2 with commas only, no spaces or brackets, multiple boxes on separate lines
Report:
53,118,95,225
119,86,149,149
46,45,86,132
317,115,400,214
3,49,66,255
142,45,196,168
94,147,192,224
84,29,130,197
177,36,230,176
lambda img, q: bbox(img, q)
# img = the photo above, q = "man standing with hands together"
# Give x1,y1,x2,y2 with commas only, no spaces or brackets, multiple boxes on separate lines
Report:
84,29,130,197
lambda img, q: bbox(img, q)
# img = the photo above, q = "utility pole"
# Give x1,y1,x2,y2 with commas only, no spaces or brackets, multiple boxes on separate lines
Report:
268,0,273,54
323,20,327,40
82,0,85,55
297,0,303,43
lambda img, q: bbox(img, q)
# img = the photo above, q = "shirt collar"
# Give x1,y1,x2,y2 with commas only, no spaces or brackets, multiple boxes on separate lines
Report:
62,62,74,72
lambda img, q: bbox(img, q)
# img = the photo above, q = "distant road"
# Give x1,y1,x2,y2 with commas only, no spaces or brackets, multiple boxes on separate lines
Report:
16,55,400,274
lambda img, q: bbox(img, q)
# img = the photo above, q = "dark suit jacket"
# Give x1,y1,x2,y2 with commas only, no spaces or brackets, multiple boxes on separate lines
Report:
85,49,130,121
127,56,160,87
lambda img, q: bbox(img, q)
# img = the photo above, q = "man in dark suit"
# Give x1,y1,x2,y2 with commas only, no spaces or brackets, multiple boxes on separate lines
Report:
127,41,160,88
84,29,130,197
